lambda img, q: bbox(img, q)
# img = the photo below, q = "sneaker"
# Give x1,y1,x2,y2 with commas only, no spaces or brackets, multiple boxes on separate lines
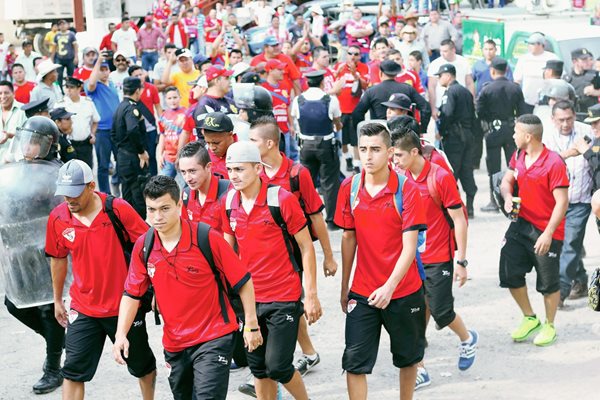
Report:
415,367,431,390
458,330,478,371
238,382,257,398
511,315,541,342
533,321,557,346
480,201,499,213
345,158,354,172
568,281,588,300
295,353,320,376
32,370,63,394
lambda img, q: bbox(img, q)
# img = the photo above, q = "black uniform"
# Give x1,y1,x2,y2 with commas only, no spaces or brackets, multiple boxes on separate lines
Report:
352,79,431,133
565,69,598,113
439,80,478,205
58,134,78,163
111,97,149,218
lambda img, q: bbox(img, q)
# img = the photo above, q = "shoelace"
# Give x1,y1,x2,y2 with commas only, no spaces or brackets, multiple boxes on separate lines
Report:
459,342,476,357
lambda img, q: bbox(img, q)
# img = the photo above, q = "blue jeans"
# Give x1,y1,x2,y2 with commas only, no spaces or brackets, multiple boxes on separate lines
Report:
559,202,591,299
284,132,299,162
146,129,158,176
94,129,117,194
141,51,159,72
160,160,178,178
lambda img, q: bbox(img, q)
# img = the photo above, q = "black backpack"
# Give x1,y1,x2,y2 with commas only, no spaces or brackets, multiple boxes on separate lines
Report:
182,179,230,208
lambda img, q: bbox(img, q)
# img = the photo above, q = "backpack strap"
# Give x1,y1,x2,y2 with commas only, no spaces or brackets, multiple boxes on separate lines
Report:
392,172,407,217
105,195,130,255
196,222,231,324
426,163,443,209
182,186,191,208
266,185,302,272
142,227,161,325
349,174,362,211
217,179,230,199
298,94,306,106
225,188,236,220
289,163,302,194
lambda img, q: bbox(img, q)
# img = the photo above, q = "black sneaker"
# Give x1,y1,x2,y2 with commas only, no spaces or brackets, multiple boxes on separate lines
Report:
32,369,63,394
238,382,257,398
295,353,320,376
480,201,499,213
346,158,354,172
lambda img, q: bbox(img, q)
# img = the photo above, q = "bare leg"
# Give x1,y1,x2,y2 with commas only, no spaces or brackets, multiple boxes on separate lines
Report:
138,369,156,400
509,286,534,316
399,365,418,400
282,370,309,400
347,372,367,400
543,291,560,324
255,377,278,400
62,380,84,400
297,316,316,355
447,314,470,342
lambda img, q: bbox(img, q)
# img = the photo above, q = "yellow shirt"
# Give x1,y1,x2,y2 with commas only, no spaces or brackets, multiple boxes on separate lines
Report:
44,31,57,53
171,69,200,108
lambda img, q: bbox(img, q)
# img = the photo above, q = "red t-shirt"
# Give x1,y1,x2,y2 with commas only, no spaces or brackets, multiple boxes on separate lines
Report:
73,66,93,82
334,169,426,299
428,146,453,174
99,33,113,51
205,18,222,43
45,194,148,317
395,69,425,95
509,146,569,240
14,81,36,104
251,53,301,90
124,219,249,352
221,181,306,303
368,59,382,85
335,62,370,114
405,160,462,264
259,154,324,215
140,82,160,115
261,80,292,133
158,106,187,163
181,175,228,231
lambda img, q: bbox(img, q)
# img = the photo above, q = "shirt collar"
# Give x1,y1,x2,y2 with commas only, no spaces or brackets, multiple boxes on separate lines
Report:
359,166,398,197
414,159,431,183
153,218,193,253
273,153,292,180
204,175,220,203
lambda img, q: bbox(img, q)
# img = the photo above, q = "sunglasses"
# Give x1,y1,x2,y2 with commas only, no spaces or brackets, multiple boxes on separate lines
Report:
115,58,127,62
348,52,360,56
404,31,417,35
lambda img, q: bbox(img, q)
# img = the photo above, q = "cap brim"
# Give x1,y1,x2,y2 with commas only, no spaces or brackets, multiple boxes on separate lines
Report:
584,116,600,123
55,184,86,198
382,102,410,110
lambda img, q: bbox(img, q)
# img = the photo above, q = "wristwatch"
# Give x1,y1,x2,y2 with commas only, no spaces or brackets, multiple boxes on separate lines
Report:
456,259,469,268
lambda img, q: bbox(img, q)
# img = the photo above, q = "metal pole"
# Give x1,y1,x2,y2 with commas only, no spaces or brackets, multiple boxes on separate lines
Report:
73,0,85,32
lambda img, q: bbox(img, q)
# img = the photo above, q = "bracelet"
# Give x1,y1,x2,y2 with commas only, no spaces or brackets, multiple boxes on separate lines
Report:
243,326,259,333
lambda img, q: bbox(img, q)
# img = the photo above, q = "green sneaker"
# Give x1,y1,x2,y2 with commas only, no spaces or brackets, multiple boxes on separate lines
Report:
533,322,557,346
511,316,541,342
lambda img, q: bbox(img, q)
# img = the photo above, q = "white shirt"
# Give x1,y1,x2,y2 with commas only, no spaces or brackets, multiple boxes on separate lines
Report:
15,51,42,82
58,97,100,141
109,70,129,100
428,54,471,108
111,28,138,59
290,87,341,135
0,42,9,71
513,51,558,106
254,6,275,27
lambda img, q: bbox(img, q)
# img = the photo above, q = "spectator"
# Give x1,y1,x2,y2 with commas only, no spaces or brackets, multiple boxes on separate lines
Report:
11,64,36,104
346,8,374,64
204,9,221,51
51,20,78,92
408,50,428,91
0,80,28,162
109,51,130,99
267,15,291,45
309,5,326,46
161,48,200,108
566,48,600,114
387,50,425,95
223,14,245,52
182,8,199,55
252,36,302,95
368,38,391,85
99,23,116,52
395,25,429,71
472,40,513,96
4,44,17,80
30,60,62,108
290,13,306,44
15,40,41,82
0,33,9,80
137,15,167,73
111,17,138,62
193,6,206,56
229,49,243,67
157,86,186,177
422,9,458,62
43,23,58,56
73,47,99,82
253,0,275,28
153,43,179,92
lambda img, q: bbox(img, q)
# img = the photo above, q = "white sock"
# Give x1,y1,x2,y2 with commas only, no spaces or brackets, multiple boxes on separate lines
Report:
304,353,318,361
462,332,473,344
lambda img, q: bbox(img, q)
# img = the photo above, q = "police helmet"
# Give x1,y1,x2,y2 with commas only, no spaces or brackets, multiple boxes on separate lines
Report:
232,83,273,123
539,79,576,105
16,116,60,161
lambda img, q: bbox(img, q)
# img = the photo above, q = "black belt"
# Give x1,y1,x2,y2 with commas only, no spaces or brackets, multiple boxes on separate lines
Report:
71,137,92,144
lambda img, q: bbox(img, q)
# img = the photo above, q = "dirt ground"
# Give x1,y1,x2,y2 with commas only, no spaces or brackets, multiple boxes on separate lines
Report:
1,169,599,400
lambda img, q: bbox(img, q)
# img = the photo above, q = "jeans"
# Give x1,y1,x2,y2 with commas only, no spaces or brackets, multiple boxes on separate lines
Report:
559,202,591,299
283,132,299,162
160,160,178,178
141,51,159,72
146,129,158,176
56,57,75,93
94,129,117,194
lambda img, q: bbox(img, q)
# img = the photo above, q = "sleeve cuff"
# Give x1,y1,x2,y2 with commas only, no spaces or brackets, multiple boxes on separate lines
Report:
123,291,144,300
403,224,427,233
447,203,462,210
231,272,251,294
306,205,325,216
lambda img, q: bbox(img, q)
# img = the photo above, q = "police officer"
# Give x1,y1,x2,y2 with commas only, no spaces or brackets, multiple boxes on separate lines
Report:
1,116,65,394
111,76,149,218
22,98,51,118
476,57,528,212
576,103,600,193
352,60,431,133
565,48,600,114
50,107,79,163
291,69,342,230
437,63,478,218
233,83,274,124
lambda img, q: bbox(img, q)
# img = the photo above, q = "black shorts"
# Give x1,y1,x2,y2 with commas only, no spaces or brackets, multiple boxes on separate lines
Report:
342,289,426,373
499,219,562,295
341,113,358,146
164,333,234,400
63,309,156,382
246,301,303,384
423,261,456,329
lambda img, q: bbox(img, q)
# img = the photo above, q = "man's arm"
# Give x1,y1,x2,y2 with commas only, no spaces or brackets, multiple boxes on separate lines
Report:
340,229,357,313
309,213,337,276
87,52,104,93
428,74,439,119
51,257,69,327
411,86,431,131
534,187,568,255
448,207,468,287
465,73,475,97
294,227,322,325
236,279,262,352
160,54,176,87
112,296,141,365
351,89,371,129
500,169,516,214
72,38,79,66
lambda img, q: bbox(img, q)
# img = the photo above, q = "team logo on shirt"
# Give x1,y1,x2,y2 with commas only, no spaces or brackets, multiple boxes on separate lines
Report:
347,299,357,313
148,262,156,278
62,227,76,243
182,190,188,201
68,310,78,324
187,210,193,220
229,217,237,232
165,362,172,378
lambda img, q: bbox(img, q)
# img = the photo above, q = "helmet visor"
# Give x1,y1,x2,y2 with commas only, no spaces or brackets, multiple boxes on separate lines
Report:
232,83,256,110
16,129,52,160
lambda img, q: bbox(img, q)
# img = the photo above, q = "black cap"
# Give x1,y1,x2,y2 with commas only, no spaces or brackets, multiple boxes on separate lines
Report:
123,77,143,92
380,60,402,76
382,93,412,111
240,71,262,84
305,69,326,84
49,107,75,120
65,76,84,87
584,103,600,123
434,63,456,76
490,57,508,72
571,48,593,60
21,98,50,118
543,59,564,71
199,112,234,132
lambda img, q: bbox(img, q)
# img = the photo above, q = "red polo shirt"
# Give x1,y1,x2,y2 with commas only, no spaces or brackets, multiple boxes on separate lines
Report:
509,146,569,240
335,62,370,114
261,81,292,133
260,154,324,215
405,160,462,264
368,59,382,85
140,82,160,116
221,180,306,303
14,81,36,104
45,193,148,317
124,219,249,352
334,169,426,299
250,53,301,90
181,175,228,231
73,66,93,82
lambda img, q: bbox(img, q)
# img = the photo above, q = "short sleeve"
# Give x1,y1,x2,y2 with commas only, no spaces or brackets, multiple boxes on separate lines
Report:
209,229,249,292
548,156,570,191
297,167,324,215
438,171,462,209
91,102,100,122
329,95,342,119
279,189,307,236
219,193,235,235
123,236,151,298
183,110,195,132
333,177,355,229
151,86,160,104
400,179,427,232
285,56,302,81
513,59,523,82
45,212,70,258
508,151,518,170
113,198,149,243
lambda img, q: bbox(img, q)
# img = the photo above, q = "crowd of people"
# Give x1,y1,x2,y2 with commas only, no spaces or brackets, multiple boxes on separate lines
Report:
1,1,600,400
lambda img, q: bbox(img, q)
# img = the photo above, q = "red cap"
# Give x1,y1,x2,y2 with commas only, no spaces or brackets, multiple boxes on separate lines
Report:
265,59,287,72
205,65,233,81
144,15,153,22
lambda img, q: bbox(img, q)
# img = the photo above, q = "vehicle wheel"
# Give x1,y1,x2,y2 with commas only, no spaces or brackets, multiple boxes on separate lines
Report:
33,31,50,57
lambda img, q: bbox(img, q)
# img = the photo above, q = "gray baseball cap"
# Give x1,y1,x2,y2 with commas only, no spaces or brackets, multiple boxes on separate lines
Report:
225,141,269,167
55,159,94,197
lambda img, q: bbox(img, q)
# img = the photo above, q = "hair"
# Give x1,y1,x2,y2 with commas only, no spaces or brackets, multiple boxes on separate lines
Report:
388,115,420,134
307,75,324,88
391,126,422,154
143,175,180,203
22,41,32,47
409,50,422,62
359,122,391,148
387,49,401,57
123,83,140,96
108,22,115,29
250,116,280,143
128,65,143,76
164,43,177,51
121,17,129,23
546,64,563,78
33,56,43,65
349,44,361,52
0,80,14,92
484,39,497,48
552,99,575,115
373,37,389,48
177,141,211,166
440,39,455,49
230,48,242,57
164,86,179,95
312,46,328,59
11,63,24,71
516,114,543,140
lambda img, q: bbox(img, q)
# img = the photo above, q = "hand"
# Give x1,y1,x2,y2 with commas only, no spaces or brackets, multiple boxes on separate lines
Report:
574,137,591,155
157,154,164,170
139,151,149,168
332,78,345,93
431,108,439,121
168,52,177,65
340,287,349,313
584,85,595,96
89,135,96,145
243,329,263,352
534,231,553,255
54,300,68,328
323,256,338,277
367,282,394,309
0,131,7,145
504,194,513,215
113,335,130,365
454,264,467,288
304,293,322,325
